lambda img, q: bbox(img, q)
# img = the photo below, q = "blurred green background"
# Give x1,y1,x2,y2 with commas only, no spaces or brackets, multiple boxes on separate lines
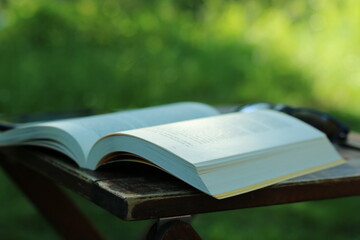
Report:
1,0,360,239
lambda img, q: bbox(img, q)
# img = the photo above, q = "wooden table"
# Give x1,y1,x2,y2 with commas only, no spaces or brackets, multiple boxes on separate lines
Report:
1,133,360,239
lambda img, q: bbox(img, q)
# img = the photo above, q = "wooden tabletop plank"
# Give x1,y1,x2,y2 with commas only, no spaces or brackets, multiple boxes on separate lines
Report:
1,133,360,221
97,147,360,220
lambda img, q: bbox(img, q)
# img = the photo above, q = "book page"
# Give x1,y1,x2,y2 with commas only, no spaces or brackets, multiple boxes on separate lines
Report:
35,102,219,158
120,110,326,165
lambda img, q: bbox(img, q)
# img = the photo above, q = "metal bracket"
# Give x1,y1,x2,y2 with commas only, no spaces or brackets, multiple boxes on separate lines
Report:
157,215,192,230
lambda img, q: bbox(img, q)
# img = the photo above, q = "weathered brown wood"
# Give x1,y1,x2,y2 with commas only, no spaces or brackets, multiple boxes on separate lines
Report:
1,133,360,221
96,133,360,220
0,151,104,240
98,157,360,220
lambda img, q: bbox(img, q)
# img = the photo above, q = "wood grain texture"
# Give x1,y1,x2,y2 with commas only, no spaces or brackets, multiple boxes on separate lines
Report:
1,133,360,221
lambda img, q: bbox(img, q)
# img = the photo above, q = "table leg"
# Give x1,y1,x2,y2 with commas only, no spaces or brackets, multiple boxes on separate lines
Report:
0,155,104,240
144,216,202,240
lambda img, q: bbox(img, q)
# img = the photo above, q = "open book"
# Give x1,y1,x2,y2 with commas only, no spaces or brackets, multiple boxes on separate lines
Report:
0,102,344,199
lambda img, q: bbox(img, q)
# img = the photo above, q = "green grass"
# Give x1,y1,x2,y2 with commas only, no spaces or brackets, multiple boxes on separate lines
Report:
1,0,360,239
193,197,360,240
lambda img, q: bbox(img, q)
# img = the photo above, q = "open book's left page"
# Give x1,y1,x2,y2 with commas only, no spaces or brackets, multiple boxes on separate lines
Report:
0,102,219,165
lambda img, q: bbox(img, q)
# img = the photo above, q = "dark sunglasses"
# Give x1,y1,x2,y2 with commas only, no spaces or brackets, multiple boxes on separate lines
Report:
235,103,350,144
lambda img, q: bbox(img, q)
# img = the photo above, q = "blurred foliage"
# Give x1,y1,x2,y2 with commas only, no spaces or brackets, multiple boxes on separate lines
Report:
193,197,360,240
0,0,358,116
0,0,360,239
0,0,337,114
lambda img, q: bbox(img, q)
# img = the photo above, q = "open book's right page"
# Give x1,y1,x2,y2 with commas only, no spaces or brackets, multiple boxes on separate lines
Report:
120,110,335,165
91,109,343,198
